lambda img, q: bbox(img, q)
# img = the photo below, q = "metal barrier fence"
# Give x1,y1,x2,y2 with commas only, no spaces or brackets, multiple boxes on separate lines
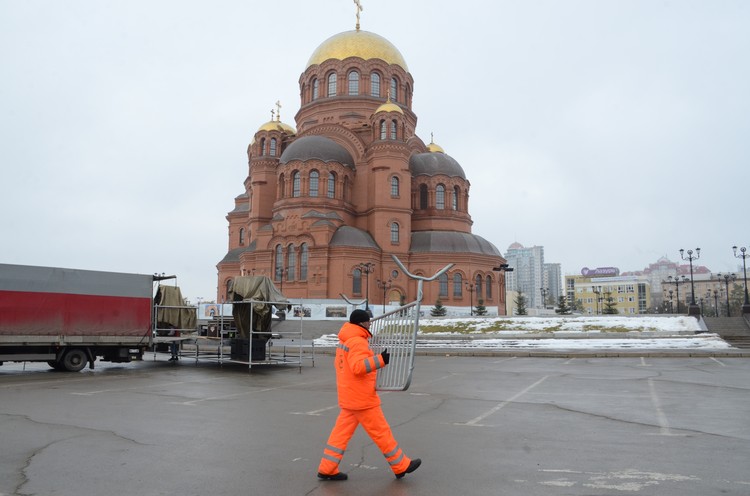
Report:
368,301,419,391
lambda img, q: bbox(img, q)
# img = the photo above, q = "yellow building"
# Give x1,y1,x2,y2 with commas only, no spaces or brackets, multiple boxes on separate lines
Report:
565,274,651,315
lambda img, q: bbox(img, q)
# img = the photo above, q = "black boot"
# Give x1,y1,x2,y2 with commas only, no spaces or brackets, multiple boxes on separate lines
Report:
318,472,348,481
395,458,421,479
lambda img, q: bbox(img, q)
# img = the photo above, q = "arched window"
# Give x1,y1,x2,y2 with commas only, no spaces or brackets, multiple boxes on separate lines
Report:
390,222,399,243
310,170,319,197
327,172,336,198
453,273,463,297
486,275,492,299
390,77,398,102
287,244,296,281
379,120,386,140
269,138,277,156
419,184,428,209
436,184,445,209
390,176,399,197
292,171,301,197
390,120,397,140
278,174,285,199
371,72,381,97
300,243,309,280
312,78,319,100
475,275,483,297
261,138,266,155
275,245,283,282
348,71,359,95
353,268,362,295
327,73,337,97
239,228,245,245
452,186,459,210
439,273,448,297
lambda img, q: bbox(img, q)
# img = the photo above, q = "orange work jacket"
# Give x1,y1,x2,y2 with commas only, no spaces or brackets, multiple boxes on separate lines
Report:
335,321,386,410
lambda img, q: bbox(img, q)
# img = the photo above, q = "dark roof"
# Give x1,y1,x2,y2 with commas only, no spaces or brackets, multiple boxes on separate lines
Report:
409,152,466,179
219,241,257,263
280,135,354,168
410,231,501,256
329,226,380,249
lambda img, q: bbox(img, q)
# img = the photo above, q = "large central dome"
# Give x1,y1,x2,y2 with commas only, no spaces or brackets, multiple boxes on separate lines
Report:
306,30,409,71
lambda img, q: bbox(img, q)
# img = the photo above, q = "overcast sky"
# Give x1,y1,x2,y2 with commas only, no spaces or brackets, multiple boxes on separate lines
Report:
2,0,749,301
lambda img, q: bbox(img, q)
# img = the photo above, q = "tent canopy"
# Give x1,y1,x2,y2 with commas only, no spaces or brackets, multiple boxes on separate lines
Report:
227,276,289,339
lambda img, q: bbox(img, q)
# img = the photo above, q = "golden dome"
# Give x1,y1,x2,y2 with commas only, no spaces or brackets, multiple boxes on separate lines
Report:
307,30,409,71
427,135,444,153
257,119,296,135
375,99,404,115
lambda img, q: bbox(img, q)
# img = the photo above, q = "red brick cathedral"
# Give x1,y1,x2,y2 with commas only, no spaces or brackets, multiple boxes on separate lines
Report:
217,11,507,313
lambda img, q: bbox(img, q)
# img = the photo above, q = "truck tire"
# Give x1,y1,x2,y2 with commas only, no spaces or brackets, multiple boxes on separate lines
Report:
47,360,65,371
62,349,88,372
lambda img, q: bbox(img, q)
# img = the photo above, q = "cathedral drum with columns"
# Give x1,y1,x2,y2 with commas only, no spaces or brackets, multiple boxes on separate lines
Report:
217,7,508,314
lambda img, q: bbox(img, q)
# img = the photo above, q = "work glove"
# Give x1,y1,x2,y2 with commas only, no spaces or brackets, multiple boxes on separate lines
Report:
381,348,390,365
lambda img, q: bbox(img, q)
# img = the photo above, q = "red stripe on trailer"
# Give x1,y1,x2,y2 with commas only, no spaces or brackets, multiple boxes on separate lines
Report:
0,290,152,337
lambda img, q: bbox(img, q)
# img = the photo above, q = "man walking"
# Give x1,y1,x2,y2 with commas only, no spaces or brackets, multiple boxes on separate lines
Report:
317,309,421,481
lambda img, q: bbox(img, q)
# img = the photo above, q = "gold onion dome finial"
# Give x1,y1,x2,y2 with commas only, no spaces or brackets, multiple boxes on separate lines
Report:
375,92,403,114
427,132,445,153
257,100,296,134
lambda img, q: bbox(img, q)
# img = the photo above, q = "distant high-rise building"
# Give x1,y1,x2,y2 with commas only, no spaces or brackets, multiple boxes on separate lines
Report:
505,243,545,308
544,263,562,305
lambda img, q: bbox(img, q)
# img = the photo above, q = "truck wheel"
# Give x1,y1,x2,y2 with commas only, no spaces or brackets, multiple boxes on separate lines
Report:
62,349,88,372
47,360,65,371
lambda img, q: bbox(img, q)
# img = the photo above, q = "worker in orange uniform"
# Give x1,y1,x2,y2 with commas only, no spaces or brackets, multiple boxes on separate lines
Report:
317,309,421,481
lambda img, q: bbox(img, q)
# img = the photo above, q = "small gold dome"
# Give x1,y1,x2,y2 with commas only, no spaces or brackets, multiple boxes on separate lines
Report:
427,142,444,153
307,30,409,71
257,120,296,135
375,100,403,115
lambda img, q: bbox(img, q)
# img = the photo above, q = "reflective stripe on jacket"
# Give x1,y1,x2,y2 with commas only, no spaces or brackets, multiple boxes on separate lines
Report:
335,321,385,410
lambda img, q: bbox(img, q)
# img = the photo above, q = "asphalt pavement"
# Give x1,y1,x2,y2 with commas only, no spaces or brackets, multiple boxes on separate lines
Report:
1,353,749,496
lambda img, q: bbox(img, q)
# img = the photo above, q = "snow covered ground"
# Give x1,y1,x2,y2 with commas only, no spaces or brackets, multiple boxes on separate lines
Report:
313,315,735,350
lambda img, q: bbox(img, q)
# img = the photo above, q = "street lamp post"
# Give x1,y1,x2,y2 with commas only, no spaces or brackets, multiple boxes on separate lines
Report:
540,287,549,309
357,262,375,315
733,246,750,314
711,288,720,317
665,275,688,314
276,266,288,292
465,281,476,316
376,278,392,313
679,248,701,316
717,273,736,317
592,286,601,315
492,264,514,316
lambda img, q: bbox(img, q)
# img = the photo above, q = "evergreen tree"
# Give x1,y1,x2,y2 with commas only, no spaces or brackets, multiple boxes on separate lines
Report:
475,299,488,316
430,299,447,317
514,292,528,316
555,295,571,315
602,291,619,314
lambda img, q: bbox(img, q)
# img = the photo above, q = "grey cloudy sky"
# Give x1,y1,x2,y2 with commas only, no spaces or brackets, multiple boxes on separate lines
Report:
2,0,749,301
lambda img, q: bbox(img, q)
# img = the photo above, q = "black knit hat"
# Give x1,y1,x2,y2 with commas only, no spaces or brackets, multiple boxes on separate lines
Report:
349,309,371,324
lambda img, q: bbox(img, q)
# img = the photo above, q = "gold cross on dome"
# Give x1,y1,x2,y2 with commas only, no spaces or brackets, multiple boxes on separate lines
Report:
275,100,282,121
354,0,363,30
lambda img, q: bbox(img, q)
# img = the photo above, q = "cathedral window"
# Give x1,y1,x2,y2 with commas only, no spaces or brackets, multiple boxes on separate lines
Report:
287,244,296,281
327,172,336,198
452,186,460,210
390,77,398,102
390,176,399,197
353,268,362,295
278,174,285,199
436,184,445,209
390,120,397,140
390,222,400,244
327,73,337,97
310,170,319,197
312,78,319,100
379,120,386,140
439,273,448,298
293,171,301,197
261,138,266,156
275,245,283,282
371,72,381,97
486,275,492,299
453,273,463,297
419,184,428,209
270,138,277,156
475,275,483,297
239,228,245,245
300,243,309,280
348,71,359,95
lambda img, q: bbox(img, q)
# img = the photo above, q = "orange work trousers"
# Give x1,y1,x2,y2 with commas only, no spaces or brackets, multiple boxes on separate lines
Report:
318,405,411,476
